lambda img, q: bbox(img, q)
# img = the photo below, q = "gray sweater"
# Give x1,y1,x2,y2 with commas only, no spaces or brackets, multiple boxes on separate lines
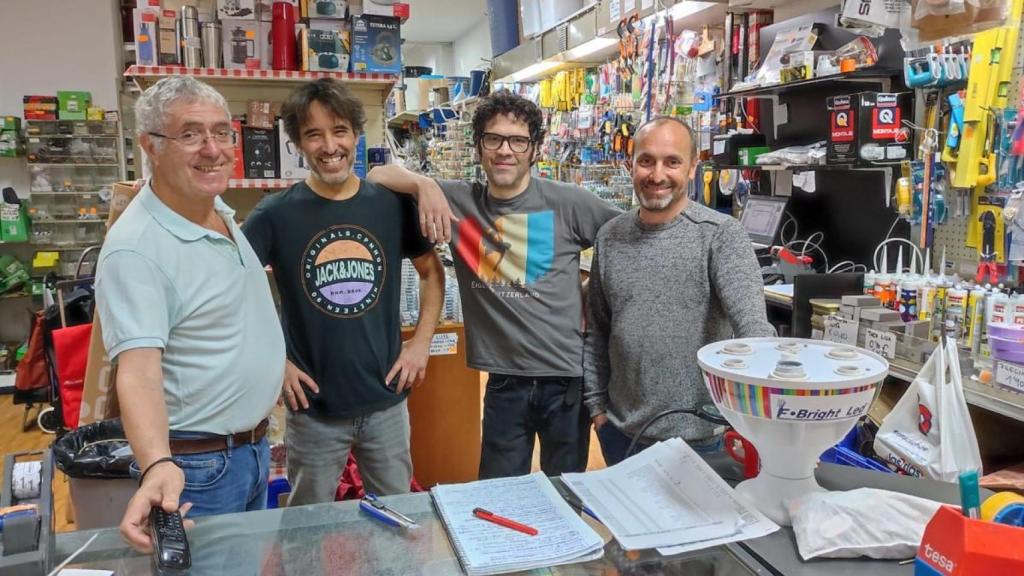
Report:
583,202,774,441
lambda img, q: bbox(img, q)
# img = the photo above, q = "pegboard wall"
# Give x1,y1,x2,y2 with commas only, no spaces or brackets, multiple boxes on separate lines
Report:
930,16,1024,277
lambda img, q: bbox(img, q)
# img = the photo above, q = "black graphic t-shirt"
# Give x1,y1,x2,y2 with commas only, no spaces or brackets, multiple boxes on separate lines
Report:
243,180,432,418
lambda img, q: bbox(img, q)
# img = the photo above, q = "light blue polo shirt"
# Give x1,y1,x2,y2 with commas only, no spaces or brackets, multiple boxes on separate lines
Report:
96,183,285,435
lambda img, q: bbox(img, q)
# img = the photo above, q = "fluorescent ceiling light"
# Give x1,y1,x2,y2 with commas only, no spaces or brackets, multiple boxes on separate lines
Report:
508,60,562,82
560,37,620,62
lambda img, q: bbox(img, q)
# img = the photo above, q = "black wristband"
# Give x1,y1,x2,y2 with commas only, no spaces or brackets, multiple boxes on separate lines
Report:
139,456,178,486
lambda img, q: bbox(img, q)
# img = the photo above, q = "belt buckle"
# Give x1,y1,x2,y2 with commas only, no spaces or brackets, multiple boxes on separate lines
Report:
249,427,257,444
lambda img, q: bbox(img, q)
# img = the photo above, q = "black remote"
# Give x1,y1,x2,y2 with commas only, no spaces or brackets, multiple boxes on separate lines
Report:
149,507,191,572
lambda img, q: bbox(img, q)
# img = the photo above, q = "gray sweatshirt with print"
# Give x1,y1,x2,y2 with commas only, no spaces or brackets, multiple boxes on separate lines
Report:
583,202,774,441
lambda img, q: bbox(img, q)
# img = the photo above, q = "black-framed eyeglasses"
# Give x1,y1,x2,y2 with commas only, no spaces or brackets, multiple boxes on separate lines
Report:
148,128,238,149
480,132,533,153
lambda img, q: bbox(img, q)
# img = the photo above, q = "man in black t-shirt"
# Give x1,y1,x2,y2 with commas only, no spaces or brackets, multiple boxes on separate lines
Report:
242,79,444,504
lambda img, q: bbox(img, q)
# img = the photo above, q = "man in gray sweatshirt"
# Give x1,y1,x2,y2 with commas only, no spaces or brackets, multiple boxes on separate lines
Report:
583,117,774,465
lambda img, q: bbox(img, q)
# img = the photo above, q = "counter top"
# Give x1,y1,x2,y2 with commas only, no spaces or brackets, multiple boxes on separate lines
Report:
52,459,968,575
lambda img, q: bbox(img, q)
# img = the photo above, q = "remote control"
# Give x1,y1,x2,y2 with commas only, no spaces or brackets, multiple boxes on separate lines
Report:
149,507,191,572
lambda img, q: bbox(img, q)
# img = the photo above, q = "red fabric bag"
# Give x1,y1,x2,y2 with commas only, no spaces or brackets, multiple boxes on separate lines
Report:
15,312,49,392
51,323,92,429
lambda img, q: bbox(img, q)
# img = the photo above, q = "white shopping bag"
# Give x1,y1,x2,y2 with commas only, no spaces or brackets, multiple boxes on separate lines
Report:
873,338,982,481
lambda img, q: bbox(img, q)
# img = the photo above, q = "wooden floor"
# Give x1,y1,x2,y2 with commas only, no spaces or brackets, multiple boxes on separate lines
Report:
1,378,605,535
0,394,75,532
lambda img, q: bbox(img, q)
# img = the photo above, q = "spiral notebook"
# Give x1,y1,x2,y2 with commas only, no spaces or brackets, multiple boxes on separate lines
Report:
430,472,604,575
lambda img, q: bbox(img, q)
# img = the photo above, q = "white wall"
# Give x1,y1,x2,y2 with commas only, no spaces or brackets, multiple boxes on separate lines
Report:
0,0,123,197
0,0,122,341
403,42,456,76
452,15,492,76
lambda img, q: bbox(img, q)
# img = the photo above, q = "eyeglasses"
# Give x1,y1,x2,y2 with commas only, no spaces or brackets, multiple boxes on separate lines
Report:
148,127,238,149
480,132,533,153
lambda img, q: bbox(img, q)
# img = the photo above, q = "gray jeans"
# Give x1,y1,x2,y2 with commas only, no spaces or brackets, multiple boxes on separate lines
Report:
285,400,412,505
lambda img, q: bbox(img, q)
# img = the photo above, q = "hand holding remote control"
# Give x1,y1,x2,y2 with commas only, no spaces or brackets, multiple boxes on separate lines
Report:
149,506,191,572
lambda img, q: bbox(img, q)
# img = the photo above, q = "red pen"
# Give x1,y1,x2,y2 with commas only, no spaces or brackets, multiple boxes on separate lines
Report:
472,507,539,536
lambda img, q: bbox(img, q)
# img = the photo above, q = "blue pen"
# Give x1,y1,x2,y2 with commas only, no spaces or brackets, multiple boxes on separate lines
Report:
360,493,417,528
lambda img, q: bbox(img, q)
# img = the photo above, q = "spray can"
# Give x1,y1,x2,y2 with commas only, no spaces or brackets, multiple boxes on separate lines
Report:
965,286,987,354
945,285,968,341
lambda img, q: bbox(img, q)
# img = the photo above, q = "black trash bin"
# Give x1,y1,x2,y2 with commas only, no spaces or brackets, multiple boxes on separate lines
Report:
53,419,136,529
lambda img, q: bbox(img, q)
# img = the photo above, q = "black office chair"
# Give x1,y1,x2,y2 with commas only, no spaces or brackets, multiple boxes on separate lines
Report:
791,272,864,338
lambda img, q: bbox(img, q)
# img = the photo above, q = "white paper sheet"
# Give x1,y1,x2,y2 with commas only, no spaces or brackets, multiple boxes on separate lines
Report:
564,439,779,552
431,472,604,575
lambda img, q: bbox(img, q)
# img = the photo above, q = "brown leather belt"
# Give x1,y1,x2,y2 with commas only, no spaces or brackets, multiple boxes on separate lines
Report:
168,419,269,455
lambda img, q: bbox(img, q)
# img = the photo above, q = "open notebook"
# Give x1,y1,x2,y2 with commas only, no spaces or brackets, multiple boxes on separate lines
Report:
430,472,604,575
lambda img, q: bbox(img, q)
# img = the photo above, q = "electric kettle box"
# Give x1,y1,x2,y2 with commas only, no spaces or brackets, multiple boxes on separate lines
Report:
222,19,262,70
351,14,401,74
277,119,310,179
305,24,351,72
243,125,280,179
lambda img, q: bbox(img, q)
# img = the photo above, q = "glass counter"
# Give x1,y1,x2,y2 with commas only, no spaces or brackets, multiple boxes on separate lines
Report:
54,490,769,576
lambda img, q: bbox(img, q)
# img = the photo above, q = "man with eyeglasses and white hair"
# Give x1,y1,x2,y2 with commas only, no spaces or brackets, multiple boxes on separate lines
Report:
368,91,621,479
95,76,285,552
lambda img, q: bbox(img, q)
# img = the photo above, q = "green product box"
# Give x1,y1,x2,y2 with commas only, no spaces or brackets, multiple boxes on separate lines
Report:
57,91,92,120
738,146,771,165
0,116,22,157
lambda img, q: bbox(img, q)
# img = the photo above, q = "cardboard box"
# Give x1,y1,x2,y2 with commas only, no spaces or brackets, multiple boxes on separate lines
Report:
218,0,257,20
828,92,912,165
827,94,856,164
243,125,279,179
232,118,245,179
247,100,274,130
277,119,310,179
133,5,161,66
223,19,261,69
307,0,348,19
350,14,400,74
23,96,57,121
857,92,912,164
57,91,91,121
306,20,350,71
158,10,180,65
79,180,141,427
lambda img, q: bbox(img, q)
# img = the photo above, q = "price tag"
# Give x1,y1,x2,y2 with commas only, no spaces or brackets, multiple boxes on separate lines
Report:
824,315,858,346
864,328,896,359
995,361,1024,394
610,0,621,21
429,332,458,356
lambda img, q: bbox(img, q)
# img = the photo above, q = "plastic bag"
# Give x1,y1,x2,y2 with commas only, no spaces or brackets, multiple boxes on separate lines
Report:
788,488,944,560
53,418,133,479
873,337,983,480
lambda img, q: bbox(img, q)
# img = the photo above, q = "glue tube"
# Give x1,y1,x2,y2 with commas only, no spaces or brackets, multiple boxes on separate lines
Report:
945,286,968,341
965,287,986,355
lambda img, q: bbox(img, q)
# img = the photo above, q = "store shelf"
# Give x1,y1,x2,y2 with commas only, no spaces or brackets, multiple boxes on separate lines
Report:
27,162,120,168
124,65,398,91
715,163,856,172
387,110,424,128
887,357,1024,423
716,69,901,100
31,218,107,224
228,178,301,190
26,134,117,140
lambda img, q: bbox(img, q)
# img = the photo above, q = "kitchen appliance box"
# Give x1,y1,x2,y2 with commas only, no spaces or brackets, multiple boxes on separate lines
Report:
304,19,350,72
350,14,400,74
222,19,262,69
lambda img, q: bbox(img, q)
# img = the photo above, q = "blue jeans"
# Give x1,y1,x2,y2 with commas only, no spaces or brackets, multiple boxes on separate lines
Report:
479,374,590,479
596,420,722,466
130,433,270,518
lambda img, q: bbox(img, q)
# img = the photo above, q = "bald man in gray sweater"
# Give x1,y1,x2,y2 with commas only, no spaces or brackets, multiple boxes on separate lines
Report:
583,117,774,466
